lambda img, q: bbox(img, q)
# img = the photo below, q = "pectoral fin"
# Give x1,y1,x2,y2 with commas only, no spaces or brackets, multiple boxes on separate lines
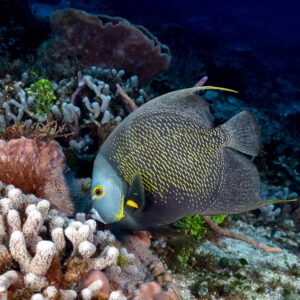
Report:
126,172,145,212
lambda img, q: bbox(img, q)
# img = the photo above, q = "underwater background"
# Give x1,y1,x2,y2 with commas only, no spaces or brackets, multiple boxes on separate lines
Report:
0,0,299,299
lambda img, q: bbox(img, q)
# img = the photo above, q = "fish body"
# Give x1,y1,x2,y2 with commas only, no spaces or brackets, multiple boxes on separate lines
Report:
91,87,278,230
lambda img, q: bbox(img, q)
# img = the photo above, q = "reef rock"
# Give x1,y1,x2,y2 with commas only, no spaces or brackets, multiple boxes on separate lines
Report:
39,8,171,83
0,137,74,215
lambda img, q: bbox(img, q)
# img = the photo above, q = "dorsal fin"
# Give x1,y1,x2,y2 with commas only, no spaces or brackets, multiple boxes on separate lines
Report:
139,86,238,129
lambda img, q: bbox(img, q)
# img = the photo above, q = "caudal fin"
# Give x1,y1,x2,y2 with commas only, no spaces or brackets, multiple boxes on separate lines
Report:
220,110,261,157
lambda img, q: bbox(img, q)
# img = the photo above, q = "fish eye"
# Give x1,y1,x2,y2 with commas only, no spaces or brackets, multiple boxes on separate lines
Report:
93,186,105,199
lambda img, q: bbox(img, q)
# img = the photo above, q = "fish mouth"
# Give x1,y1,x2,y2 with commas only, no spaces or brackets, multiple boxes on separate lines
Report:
90,208,107,224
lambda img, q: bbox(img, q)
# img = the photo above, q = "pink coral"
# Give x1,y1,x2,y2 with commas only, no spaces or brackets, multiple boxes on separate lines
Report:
40,8,171,84
0,137,74,215
132,282,179,300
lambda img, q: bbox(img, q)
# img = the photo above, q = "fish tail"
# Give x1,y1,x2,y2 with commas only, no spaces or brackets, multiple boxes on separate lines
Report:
220,110,261,157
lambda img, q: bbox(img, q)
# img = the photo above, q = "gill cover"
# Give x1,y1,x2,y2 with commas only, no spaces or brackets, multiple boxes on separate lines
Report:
91,153,126,224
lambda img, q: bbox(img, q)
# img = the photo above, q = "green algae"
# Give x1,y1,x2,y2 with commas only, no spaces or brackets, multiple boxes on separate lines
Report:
26,78,56,115
176,214,226,240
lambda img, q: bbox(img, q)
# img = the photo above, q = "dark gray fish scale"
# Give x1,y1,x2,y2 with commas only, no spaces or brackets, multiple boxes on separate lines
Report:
100,88,262,227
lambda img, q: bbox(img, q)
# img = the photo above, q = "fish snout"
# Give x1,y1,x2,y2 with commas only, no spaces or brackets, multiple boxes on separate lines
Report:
90,207,120,224
90,208,108,224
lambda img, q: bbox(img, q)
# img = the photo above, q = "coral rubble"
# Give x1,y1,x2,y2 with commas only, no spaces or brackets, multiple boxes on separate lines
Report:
157,215,300,299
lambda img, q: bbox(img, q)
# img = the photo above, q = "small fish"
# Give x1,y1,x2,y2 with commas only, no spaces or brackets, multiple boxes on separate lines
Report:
91,87,297,230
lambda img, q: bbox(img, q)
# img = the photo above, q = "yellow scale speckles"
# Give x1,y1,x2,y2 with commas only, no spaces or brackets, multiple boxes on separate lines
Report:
109,112,226,208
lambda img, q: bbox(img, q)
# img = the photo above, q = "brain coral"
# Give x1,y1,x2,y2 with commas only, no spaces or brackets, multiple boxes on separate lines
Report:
39,8,171,84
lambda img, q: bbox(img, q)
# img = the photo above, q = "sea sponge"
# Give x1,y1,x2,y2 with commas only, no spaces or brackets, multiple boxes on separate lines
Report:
39,8,171,84
0,137,74,215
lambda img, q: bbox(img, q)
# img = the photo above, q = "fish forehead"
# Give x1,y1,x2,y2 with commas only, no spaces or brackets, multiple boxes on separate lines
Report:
103,112,226,211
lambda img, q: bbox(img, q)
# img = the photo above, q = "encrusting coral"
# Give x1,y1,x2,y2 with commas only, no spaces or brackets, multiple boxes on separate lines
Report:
0,181,180,299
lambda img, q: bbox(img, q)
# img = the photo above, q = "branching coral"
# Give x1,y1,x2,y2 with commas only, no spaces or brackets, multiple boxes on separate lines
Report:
0,181,178,299
0,270,19,292
0,181,125,297
10,232,56,276
0,66,152,160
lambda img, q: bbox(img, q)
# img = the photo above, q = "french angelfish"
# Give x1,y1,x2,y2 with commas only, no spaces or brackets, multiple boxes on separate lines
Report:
91,87,295,230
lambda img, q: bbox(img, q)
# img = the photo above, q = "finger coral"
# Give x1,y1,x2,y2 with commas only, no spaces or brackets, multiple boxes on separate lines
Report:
0,137,74,215
0,181,179,299
79,270,110,299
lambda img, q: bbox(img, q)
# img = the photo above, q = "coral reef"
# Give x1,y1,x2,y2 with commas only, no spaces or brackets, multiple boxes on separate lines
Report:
0,3,299,300
0,68,152,150
0,68,154,213
39,8,171,84
0,181,180,299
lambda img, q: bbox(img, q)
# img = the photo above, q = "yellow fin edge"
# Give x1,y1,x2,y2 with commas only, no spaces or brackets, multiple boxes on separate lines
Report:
263,198,299,206
196,86,239,94
248,198,299,211
232,198,299,215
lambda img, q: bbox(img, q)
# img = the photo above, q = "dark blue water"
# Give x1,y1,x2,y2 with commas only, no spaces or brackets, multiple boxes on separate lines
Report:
30,0,300,82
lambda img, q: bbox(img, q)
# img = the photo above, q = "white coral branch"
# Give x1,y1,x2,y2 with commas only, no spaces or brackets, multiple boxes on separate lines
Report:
81,279,103,300
89,246,119,270
51,227,66,252
0,270,19,293
9,231,57,276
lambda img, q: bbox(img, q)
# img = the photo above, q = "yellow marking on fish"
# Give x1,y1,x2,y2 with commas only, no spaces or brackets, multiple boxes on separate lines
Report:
126,200,139,208
93,185,105,199
196,86,239,93
116,197,125,222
